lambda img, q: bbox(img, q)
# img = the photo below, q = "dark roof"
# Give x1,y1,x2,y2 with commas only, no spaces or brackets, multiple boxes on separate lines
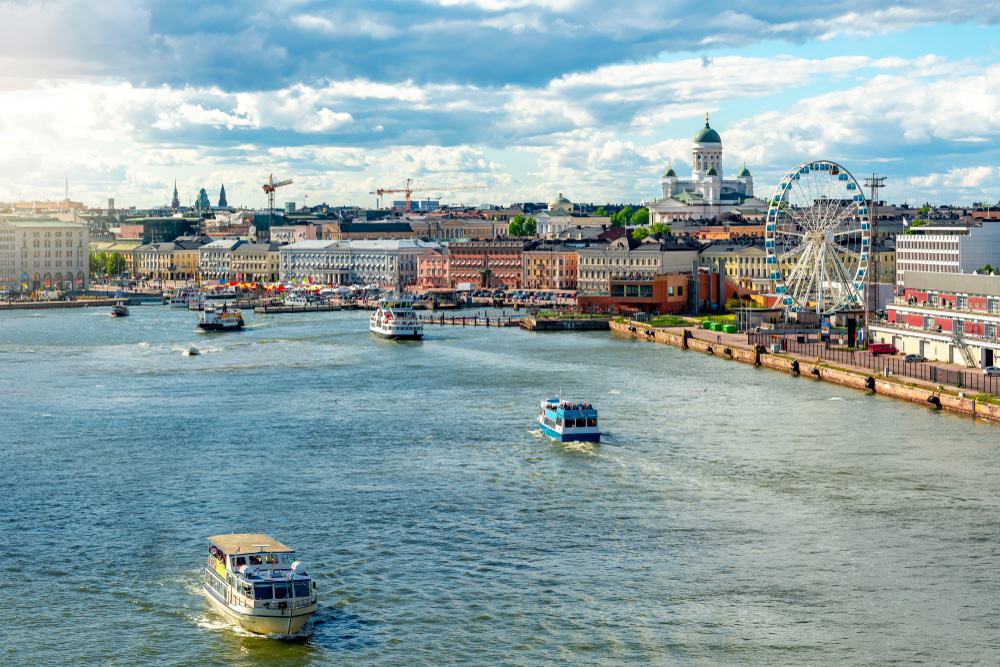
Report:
339,221,413,233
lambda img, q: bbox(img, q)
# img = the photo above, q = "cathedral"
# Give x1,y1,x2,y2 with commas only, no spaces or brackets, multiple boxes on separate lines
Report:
649,114,760,223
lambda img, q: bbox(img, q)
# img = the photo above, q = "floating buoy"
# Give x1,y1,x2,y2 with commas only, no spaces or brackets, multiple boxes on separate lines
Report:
185,347,201,356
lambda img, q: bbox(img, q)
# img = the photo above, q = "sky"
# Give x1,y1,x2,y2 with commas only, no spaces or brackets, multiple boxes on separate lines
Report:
0,0,997,209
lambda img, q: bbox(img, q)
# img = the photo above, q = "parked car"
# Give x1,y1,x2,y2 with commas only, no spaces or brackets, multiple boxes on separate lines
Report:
904,354,927,363
984,366,1000,377
869,343,898,356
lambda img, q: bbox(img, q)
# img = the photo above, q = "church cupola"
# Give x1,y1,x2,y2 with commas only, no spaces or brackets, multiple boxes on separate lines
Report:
691,112,723,181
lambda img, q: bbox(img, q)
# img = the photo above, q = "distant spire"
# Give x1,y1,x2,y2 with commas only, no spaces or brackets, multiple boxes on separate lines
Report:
218,184,228,208
171,179,180,210
705,111,710,127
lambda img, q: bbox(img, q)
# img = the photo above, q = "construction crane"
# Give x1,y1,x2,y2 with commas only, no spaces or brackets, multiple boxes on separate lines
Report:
262,173,293,224
370,178,486,211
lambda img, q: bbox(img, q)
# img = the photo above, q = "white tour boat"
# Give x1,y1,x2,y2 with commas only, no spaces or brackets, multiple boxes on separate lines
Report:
370,296,423,340
169,287,203,308
198,304,245,331
202,533,318,635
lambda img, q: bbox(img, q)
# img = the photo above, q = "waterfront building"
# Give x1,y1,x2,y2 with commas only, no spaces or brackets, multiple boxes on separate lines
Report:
576,235,701,296
204,211,254,239
447,239,527,289
407,218,504,241
199,239,242,281
269,224,321,245
230,242,280,282
649,114,762,223
523,241,587,290
416,248,450,289
134,235,213,282
0,218,89,291
894,221,1000,283
123,216,197,243
873,271,1000,368
322,221,416,240
279,239,441,288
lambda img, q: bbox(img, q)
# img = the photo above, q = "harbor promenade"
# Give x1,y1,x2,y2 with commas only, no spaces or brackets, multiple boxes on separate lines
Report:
610,319,1000,425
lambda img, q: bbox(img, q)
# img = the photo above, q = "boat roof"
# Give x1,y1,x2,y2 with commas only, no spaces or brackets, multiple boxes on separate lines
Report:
208,533,293,554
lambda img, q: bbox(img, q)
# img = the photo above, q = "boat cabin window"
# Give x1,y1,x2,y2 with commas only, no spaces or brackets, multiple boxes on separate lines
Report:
264,554,278,565
279,553,295,564
576,418,587,427
248,555,262,565
294,581,310,598
234,556,246,567
555,417,563,426
272,583,291,599
587,417,598,427
253,584,273,600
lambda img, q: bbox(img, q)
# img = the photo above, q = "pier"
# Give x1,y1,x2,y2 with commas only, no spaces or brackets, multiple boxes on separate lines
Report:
609,319,1000,425
419,314,523,327
254,303,344,314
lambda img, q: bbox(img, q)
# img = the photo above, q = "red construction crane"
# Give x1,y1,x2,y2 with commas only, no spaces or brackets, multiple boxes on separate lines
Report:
370,178,486,211
262,173,293,221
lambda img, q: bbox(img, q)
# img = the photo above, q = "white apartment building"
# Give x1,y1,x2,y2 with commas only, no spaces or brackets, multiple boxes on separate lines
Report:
0,218,89,291
895,222,1000,282
279,239,441,288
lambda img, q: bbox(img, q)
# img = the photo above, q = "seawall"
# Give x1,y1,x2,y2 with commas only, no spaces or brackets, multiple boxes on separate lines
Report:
609,320,1000,426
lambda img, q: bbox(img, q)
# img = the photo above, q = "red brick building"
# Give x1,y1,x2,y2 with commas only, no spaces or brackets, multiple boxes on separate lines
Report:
447,239,527,289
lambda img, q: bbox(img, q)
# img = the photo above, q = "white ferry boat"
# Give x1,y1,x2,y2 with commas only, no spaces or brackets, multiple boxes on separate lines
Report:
110,301,129,317
198,304,245,331
169,287,203,308
202,533,318,635
370,296,423,340
538,398,600,443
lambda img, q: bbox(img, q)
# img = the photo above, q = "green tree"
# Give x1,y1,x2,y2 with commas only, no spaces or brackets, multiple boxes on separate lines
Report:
725,295,749,311
918,203,931,216
594,206,608,216
629,207,649,226
631,226,649,241
610,205,634,227
106,252,125,276
89,250,106,276
978,264,995,274
648,222,671,238
508,214,536,237
904,219,928,235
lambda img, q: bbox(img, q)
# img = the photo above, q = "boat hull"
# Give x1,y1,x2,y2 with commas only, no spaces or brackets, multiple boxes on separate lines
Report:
370,329,423,340
539,422,600,443
198,322,244,332
202,585,315,635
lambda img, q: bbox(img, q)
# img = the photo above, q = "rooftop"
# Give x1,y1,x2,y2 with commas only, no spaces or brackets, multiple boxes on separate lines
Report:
207,533,293,554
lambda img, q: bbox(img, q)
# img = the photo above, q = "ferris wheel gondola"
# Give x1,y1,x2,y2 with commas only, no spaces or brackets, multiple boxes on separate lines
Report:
765,160,870,315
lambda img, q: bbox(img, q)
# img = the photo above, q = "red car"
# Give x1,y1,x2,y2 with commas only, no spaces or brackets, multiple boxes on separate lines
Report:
869,343,898,356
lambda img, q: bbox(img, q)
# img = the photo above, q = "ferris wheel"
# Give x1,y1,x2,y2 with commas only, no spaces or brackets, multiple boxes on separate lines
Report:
765,160,870,315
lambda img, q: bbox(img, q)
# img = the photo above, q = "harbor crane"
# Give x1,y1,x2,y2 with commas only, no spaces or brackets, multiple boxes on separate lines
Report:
370,178,487,211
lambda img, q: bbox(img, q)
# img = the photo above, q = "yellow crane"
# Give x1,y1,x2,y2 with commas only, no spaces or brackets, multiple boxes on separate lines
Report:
370,179,486,211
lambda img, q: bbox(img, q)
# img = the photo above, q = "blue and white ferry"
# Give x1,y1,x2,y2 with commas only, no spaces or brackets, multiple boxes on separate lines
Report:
538,398,600,443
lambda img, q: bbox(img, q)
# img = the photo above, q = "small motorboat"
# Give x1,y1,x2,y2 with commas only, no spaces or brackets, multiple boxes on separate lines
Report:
184,347,201,356
110,302,129,317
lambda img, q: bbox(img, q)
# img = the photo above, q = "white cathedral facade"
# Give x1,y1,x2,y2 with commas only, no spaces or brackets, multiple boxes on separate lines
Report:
649,114,761,223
